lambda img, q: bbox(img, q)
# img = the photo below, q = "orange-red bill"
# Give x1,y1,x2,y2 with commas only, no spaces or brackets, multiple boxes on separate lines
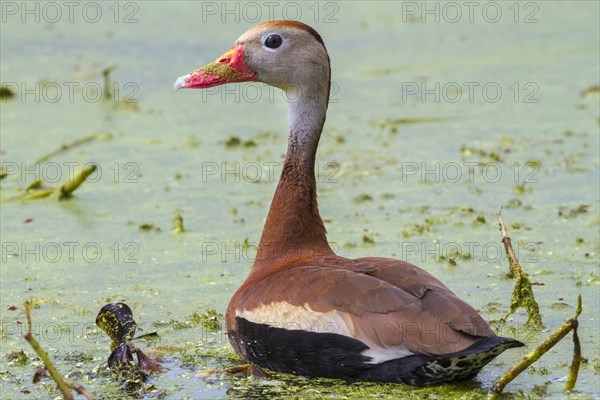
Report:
174,44,257,90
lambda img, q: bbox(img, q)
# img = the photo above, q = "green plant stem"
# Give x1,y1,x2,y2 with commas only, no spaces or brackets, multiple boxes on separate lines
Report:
172,212,185,233
55,164,97,200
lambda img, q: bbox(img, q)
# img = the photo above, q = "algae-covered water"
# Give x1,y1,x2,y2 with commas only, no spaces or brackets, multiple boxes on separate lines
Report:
1,1,599,399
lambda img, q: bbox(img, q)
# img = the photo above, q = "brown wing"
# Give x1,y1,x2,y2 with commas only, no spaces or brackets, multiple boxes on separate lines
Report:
331,257,496,339
230,256,495,359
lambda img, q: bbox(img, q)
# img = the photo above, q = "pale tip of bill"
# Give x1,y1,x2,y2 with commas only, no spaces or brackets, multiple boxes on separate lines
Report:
174,74,191,90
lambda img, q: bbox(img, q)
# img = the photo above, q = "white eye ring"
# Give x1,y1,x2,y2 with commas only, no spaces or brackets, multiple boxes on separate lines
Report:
263,33,283,51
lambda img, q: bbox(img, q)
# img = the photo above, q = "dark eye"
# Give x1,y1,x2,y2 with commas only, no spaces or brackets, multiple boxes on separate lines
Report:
264,34,282,49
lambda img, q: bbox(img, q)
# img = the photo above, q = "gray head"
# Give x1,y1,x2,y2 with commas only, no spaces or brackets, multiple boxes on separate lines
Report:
174,20,330,97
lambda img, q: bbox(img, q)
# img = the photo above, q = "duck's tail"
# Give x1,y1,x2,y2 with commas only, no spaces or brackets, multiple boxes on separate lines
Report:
359,336,524,386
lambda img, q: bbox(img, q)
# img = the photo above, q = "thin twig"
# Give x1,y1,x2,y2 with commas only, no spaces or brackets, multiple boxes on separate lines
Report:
489,295,583,398
23,302,74,400
69,381,95,400
498,206,519,278
35,135,98,163
102,66,117,101
497,207,543,327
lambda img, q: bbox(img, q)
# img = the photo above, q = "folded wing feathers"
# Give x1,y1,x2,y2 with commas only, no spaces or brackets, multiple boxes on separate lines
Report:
237,258,494,358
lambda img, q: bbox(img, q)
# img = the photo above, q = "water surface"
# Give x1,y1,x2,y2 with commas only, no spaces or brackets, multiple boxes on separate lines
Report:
1,1,599,399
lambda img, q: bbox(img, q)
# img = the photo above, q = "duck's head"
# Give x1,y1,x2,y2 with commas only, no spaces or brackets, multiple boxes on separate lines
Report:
174,20,330,94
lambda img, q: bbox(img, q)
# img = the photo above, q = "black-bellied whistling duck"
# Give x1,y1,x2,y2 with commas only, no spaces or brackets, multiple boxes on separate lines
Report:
175,20,523,386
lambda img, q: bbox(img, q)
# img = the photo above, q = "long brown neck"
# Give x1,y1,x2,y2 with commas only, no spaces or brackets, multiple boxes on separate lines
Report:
254,84,334,268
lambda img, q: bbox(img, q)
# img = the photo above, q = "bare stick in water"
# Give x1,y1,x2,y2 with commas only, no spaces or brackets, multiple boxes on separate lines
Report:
23,302,74,400
565,298,582,391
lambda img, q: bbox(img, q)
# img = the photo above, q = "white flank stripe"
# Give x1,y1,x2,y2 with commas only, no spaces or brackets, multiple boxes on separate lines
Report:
236,302,413,364
237,301,355,336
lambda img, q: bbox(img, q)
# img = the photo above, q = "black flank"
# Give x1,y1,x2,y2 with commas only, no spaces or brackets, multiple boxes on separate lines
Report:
229,317,524,386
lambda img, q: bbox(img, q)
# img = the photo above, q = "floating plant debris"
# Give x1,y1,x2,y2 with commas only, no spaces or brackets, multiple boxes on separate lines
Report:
362,234,375,244
172,211,185,234
96,302,162,384
497,208,543,327
224,135,258,148
96,303,138,350
225,136,242,147
459,144,502,163
190,309,222,332
102,65,117,101
6,350,28,366
558,204,589,219
352,193,373,203
580,84,600,96
12,164,97,202
139,223,161,233
0,84,16,99
372,117,452,134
